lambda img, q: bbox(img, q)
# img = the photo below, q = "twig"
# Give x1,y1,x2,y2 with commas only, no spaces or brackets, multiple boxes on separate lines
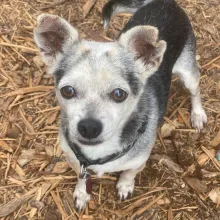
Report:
0,42,38,52
202,55,220,68
39,0,69,10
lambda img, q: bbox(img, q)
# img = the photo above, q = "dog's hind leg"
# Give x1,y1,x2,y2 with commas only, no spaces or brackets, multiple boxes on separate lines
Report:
117,163,145,200
172,37,207,132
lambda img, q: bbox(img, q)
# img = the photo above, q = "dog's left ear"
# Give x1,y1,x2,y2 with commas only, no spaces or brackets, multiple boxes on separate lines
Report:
34,14,80,67
118,26,167,78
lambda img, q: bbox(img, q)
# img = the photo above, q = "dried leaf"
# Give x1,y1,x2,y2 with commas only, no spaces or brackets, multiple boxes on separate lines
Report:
208,188,220,205
17,149,36,167
161,122,176,138
0,140,13,152
184,177,207,194
52,161,69,173
83,0,97,18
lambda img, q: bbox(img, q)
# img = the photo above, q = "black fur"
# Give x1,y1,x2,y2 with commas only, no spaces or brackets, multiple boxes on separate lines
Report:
126,72,142,96
102,0,151,26
120,0,194,142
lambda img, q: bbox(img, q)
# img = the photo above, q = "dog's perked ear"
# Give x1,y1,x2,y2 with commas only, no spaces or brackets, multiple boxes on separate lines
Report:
118,26,167,79
34,14,80,66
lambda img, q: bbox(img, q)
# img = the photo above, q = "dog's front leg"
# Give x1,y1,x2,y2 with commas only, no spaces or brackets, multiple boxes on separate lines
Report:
73,176,91,211
117,163,145,201
66,156,90,211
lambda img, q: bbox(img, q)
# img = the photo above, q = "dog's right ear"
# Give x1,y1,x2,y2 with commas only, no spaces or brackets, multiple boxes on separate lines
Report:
34,14,80,66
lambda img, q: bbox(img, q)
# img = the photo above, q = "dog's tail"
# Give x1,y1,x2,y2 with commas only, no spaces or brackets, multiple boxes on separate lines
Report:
102,0,153,28
102,0,175,28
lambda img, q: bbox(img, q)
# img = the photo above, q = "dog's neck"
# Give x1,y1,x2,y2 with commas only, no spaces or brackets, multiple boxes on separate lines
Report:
64,130,138,168
64,117,148,168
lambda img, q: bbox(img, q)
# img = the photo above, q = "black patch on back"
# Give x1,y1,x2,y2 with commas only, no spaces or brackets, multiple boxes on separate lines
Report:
119,0,194,123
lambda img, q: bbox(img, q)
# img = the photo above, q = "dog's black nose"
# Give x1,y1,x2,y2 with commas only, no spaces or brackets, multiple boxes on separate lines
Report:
78,119,102,139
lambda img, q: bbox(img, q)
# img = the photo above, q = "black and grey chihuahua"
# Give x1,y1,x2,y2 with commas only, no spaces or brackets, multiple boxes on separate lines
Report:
34,0,207,210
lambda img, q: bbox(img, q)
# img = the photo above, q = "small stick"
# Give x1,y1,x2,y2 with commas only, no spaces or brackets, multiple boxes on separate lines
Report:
99,181,102,205
157,130,167,152
169,97,189,119
202,55,220,68
0,86,54,98
201,146,220,171
177,109,191,128
5,153,11,180
36,106,60,113
131,194,164,218
39,0,69,10
0,42,38,52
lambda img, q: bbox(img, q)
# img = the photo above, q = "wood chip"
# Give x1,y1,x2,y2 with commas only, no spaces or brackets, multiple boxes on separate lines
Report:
1,86,54,98
51,191,68,219
131,194,164,219
184,177,207,195
17,149,36,167
33,55,44,67
29,182,51,218
0,188,37,217
151,154,184,173
47,111,58,125
208,188,220,206
45,145,54,157
52,161,69,174
161,123,176,138
211,130,220,147
83,0,97,18
168,207,173,220
0,140,13,152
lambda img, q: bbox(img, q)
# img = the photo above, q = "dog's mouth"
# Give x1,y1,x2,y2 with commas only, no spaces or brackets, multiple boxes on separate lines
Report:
78,139,103,146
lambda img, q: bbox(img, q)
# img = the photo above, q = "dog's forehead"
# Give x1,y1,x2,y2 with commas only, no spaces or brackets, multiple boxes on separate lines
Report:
56,40,142,95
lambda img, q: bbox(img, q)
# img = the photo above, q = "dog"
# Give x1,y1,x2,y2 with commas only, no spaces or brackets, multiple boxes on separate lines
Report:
34,0,207,211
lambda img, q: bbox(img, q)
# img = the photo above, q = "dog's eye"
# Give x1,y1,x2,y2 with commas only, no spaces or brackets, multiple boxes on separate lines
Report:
111,88,127,103
60,86,76,99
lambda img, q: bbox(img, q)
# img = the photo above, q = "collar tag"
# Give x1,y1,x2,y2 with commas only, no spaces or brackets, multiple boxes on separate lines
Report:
79,165,92,194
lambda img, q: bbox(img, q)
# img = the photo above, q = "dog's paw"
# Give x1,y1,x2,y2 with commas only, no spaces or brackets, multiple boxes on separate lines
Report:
191,107,207,132
116,178,134,201
73,182,90,212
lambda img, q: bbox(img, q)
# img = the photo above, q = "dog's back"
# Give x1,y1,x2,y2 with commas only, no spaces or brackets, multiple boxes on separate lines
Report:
109,0,195,122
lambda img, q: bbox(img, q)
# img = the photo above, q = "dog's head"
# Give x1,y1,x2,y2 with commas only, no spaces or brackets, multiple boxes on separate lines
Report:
34,14,166,146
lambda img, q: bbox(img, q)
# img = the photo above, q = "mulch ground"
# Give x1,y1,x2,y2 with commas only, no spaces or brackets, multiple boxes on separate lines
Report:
0,0,220,219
